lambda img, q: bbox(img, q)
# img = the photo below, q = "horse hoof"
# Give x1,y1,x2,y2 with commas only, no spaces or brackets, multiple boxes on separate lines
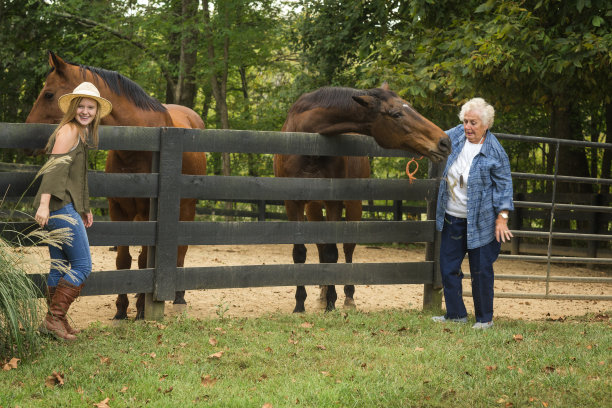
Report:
293,306,306,313
344,298,356,309
325,303,336,312
112,312,128,320
173,298,186,305
134,311,145,320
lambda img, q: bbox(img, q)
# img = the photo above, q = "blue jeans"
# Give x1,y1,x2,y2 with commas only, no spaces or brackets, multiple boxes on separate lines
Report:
439,214,500,323
46,203,92,287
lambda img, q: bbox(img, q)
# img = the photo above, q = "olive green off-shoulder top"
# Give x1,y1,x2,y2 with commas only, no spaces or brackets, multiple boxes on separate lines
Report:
33,136,90,214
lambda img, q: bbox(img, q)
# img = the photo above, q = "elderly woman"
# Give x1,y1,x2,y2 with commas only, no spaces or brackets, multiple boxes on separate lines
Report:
432,97,513,329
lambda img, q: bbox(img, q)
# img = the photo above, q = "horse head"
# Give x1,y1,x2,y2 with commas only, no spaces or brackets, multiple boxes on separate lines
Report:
26,52,81,124
26,51,170,128
352,83,451,162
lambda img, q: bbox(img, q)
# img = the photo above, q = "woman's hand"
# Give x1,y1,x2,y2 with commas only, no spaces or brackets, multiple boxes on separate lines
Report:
35,206,50,228
82,211,93,228
495,214,513,243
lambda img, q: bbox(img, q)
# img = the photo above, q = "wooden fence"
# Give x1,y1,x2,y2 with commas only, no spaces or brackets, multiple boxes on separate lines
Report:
0,123,443,319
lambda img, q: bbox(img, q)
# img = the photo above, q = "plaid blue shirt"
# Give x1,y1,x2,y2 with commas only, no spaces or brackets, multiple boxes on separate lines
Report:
436,125,514,249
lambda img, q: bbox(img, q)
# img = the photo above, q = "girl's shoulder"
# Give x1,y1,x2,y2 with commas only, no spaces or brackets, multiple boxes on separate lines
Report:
51,123,80,154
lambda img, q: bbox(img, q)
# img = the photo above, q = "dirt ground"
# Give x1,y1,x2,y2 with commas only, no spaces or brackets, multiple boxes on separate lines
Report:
22,244,612,329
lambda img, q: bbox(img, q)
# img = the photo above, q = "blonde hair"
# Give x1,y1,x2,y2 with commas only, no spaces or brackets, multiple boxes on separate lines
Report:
44,96,101,152
459,97,495,129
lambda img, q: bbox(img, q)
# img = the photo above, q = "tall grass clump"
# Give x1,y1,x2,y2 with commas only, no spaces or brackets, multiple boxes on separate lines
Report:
0,156,74,360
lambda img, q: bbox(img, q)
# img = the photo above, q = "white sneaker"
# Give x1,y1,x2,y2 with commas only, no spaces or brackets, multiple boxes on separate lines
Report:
472,321,494,330
432,315,467,323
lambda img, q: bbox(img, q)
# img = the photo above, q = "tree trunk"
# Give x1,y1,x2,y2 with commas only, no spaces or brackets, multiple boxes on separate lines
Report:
176,0,199,108
203,0,230,177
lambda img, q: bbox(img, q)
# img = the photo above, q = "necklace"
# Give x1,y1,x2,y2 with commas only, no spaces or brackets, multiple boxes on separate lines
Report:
459,133,485,188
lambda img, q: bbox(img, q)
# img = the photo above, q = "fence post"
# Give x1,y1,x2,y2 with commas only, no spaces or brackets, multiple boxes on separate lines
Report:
393,200,402,221
511,192,523,255
587,193,603,265
423,160,444,311
145,127,183,321
258,200,266,221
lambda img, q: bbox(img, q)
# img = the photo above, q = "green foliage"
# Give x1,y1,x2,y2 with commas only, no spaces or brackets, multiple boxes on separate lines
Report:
0,310,610,406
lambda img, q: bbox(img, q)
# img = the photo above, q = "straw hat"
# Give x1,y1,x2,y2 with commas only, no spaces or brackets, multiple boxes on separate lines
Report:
57,82,113,118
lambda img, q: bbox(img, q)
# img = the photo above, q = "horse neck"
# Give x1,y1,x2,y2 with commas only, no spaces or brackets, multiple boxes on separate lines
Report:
80,72,173,127
284,107,373,136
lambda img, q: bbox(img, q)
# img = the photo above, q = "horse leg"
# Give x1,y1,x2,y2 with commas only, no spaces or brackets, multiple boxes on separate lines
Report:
342,199,362,309
173,244,189,305
286,200,308,313
134,245,148,320
175,197,196,306
305,201,329,304
319,201,343,312
113,245,132,320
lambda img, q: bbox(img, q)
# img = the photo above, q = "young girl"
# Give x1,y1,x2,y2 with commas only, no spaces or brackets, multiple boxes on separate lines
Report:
34,82,112,340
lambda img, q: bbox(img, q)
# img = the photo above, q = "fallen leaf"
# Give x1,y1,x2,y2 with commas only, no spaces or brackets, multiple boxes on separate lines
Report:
149,352,157,359
45,372,65,388
2,357,20,371
262,404,273,408
316,345,326,350
215,327,227,334
265,347,273,353
486,365,498,371
94,397,111,408
301,322,313,328
201,374,217,387
543,366,555,374
164,387,173,394
99,356,111,365
414,347,424,352
320,371,331,377
157,334,163,345
288,339,298,345
209,338,218,347
513,334,523,342
208,351,225,359
159,374,168,381
119,386,128,393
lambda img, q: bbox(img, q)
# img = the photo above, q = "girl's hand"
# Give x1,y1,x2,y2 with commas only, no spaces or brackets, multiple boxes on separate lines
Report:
82,211,93,228
35,206,50,228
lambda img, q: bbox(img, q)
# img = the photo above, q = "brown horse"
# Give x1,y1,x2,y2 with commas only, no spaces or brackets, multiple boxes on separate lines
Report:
274,84,451,313
26,52,207,320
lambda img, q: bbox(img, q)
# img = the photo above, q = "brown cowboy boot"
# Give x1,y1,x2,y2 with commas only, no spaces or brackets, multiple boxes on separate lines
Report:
44,279,82,341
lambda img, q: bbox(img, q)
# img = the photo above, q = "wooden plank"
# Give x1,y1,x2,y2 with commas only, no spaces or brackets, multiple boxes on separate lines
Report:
181,175,438,201
153,129,183,301
175,262,433,290
89,173,158,197
88,221,156,246
0,221,156,246
178,220,435,245
181,128,421,158
27,269,154,297
0,172,157,198
0,123,53,149
0,123,160,151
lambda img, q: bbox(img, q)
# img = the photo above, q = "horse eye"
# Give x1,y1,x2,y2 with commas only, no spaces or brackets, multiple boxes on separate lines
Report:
390,111,402,118
44,92,54,100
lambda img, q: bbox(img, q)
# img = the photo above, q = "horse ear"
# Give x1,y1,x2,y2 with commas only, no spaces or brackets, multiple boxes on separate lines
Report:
48,51,66,75
380,82,390,90
352,95,378,109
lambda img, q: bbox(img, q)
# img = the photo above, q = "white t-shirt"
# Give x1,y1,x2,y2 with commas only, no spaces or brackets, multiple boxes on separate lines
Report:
446,141,483,218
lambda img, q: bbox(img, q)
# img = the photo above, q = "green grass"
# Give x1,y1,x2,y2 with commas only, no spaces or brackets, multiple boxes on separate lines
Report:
1,309,610,407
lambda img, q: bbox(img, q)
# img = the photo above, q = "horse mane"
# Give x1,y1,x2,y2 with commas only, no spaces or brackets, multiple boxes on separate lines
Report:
288,86,398,115
55,60,167,112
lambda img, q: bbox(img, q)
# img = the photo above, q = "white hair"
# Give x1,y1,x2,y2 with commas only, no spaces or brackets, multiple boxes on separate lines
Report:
459,97,495,129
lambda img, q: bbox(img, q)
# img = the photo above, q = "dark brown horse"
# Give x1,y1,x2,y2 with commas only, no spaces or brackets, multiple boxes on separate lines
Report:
26,52,207,320
274,84,451,313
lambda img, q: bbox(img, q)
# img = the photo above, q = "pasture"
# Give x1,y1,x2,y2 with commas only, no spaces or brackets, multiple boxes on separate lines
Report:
1,309,609,407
